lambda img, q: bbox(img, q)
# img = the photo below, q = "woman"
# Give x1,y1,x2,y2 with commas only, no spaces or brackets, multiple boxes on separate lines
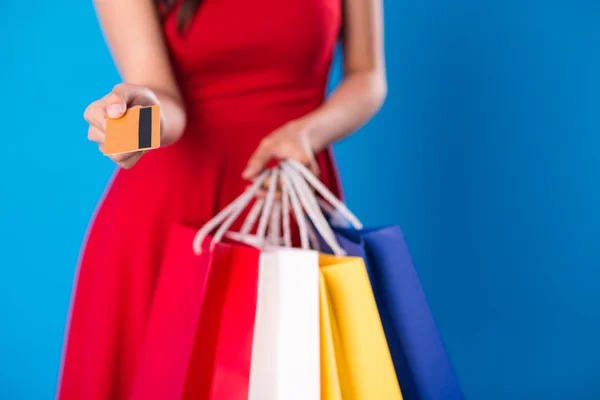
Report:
58,0,386,398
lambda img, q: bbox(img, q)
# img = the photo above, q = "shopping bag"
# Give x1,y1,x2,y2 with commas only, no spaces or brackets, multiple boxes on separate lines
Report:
282,159,464,400
333,227,464,400
248,248,320,400
319,253,404,400
129,224,261,400
182,235,260,400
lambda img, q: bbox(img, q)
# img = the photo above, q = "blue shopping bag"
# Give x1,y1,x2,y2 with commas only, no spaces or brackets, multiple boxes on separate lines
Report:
325,225,464,400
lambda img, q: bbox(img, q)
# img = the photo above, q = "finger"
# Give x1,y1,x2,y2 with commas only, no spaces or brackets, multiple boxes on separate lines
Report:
104,83,153,119
247,184,282,197
272,138,318,169
256,188,268,198
103,90,128,119
274,145,320,177
109,153,131,164
260,175,283,195
308,158,321,176
253,175,284,188
117,159,137,170
263,175,272,189
242,137,276,180
84,99,107,131
296,132,320,176
111,83,158,110
255,187,283,201
262,174,281,190
87,125,105,145
294,152,319,176
116,152,144,170
109,151,139,164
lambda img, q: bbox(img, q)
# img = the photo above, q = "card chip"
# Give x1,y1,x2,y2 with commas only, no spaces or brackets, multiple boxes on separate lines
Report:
103,105,160,155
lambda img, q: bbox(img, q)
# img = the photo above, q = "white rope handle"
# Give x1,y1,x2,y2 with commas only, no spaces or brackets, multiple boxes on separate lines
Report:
223,168,280,248
268,200,282,245
281,163,334,247
269,171,320,250
281,163,345,256
317,197,336,217
284,159,363,230
192,170,269,254
280,168,309,249
282,163,344,255
239,198,264,235
256,168,279,238
281,175,292,248
307,218,320,252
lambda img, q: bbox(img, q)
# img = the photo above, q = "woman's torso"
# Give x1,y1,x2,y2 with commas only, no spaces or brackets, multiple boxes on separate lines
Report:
163,0,341,143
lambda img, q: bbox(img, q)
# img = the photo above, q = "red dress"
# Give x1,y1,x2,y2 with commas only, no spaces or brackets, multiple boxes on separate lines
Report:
57,1,342,399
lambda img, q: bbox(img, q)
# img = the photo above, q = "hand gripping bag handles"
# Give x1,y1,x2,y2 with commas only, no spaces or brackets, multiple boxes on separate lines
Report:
229,168,321,400
286,159,465,400
280,162,404,400
129,172,269,400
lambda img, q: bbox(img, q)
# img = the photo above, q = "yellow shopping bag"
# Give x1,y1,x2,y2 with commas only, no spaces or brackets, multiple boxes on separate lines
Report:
319,254,403,400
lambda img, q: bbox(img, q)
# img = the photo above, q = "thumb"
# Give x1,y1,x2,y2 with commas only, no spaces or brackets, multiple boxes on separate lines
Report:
242,154,268,180
106,83,152,119
105,89,128,119
106,102,126,119
243,139,275,180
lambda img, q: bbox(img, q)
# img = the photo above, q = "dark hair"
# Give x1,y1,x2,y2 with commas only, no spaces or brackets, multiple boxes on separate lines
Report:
158,0,202,32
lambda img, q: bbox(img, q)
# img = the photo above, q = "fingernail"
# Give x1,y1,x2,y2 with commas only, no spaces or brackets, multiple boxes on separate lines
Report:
107,104,125,118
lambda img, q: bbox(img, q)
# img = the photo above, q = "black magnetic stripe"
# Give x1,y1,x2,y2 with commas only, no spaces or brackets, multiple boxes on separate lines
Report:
138,107,152,149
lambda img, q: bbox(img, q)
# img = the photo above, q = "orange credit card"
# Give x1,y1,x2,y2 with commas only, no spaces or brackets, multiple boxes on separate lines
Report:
103,105,160,155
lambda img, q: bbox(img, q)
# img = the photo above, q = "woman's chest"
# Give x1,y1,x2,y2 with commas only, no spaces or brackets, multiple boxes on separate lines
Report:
164,0,341,78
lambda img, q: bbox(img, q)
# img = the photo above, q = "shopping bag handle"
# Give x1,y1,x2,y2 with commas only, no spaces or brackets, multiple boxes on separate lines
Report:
267,199,281,246
221,165,317,251
226,168,285,248
192,170,270,254
193,158,357,255
280,163,345,256
284,159,363,230
235,168,320,251
280,168,311,249
256,167,279,239
281,166,320,250
239,198,264,237
281,174,292,247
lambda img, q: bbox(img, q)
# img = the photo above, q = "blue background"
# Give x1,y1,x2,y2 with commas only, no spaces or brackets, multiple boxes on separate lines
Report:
1,1,599,399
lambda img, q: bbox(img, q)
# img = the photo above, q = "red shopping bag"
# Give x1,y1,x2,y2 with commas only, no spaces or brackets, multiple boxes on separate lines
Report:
129,224,261,400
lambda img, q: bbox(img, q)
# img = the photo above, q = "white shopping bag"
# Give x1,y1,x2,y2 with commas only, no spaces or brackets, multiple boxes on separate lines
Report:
248,247,320,400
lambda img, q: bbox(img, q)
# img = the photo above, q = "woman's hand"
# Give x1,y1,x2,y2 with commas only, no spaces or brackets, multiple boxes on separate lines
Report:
84,83,162,169
242,118,321,197
243,118,320,180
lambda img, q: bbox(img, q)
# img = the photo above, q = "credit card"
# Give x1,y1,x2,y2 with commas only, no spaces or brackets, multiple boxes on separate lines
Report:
103,105,160,155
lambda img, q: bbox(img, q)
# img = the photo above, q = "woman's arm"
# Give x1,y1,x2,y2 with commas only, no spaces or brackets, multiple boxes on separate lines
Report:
306,0,387,152
243,0,385,178
88,0,186,151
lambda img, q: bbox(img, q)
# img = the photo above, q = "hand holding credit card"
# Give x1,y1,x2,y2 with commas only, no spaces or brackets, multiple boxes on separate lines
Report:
103,105,161,155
